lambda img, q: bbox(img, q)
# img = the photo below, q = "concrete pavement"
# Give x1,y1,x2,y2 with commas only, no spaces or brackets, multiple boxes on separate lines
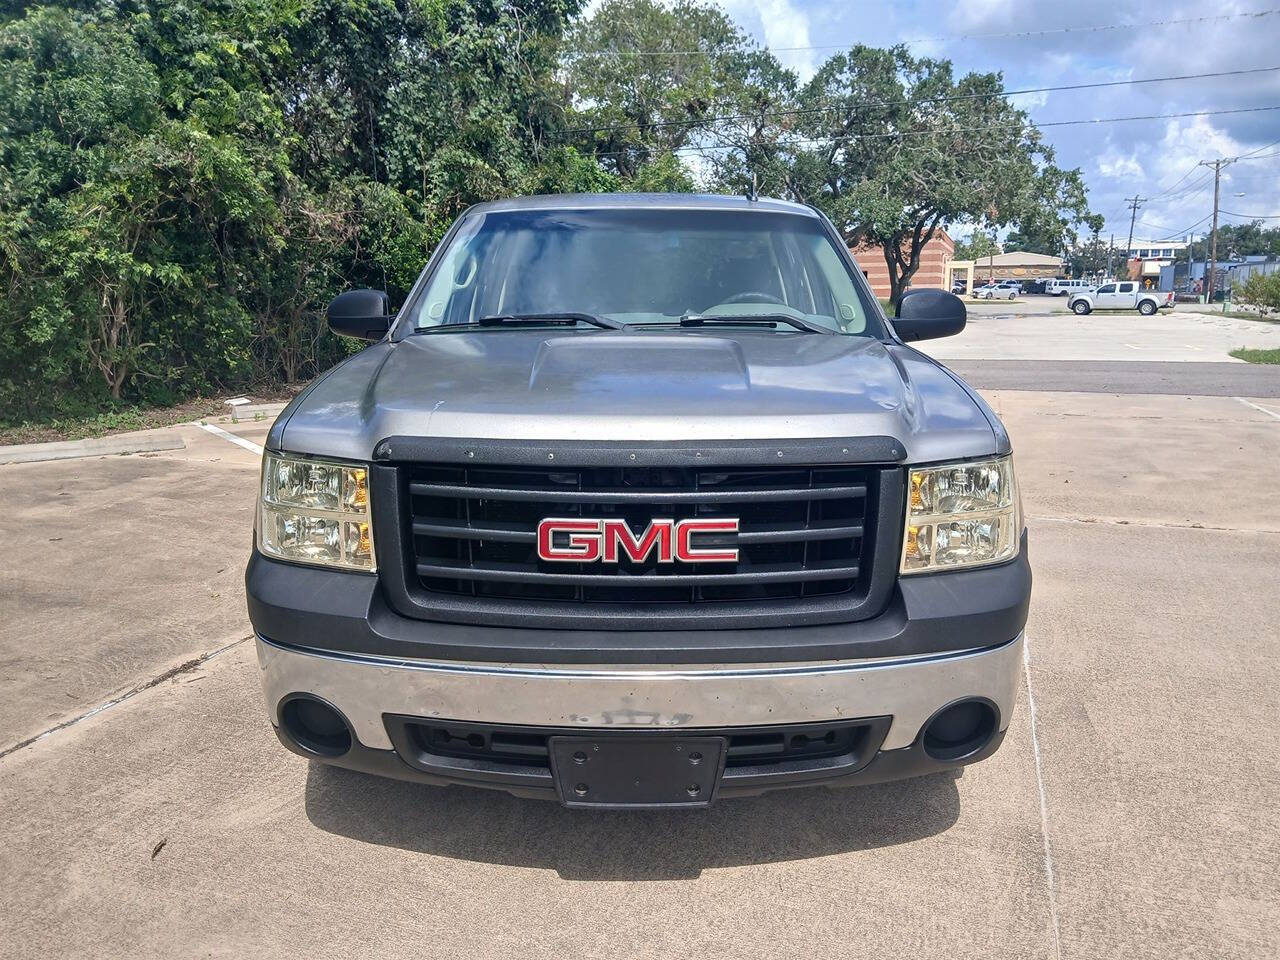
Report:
922,308,1280,362
2,391,1278,959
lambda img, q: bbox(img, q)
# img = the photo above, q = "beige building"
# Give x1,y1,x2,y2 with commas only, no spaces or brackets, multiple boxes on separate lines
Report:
970,251,1063,281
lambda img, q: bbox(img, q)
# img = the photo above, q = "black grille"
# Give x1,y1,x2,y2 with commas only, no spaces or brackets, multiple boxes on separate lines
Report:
404,463,877,604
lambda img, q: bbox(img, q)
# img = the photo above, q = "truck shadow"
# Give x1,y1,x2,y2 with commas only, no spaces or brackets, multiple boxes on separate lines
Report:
303,764,961,880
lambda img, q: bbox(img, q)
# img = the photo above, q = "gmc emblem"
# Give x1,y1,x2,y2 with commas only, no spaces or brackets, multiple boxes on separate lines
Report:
537,517,739,564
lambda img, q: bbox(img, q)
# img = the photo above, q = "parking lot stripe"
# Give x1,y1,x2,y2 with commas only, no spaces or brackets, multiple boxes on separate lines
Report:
1235,397,1280,421
1023,634,1063,959
197,421,265,456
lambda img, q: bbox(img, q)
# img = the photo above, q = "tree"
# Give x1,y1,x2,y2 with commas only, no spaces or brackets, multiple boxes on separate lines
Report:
1065,235,1113,279
729,45,1098,305
953,232,1001,262
1237,270,1280,316
1,0,592,420
563,0,750,178
1188,221,1280,261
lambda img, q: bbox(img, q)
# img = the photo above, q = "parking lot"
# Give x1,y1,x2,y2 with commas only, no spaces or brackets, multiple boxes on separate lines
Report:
3,313,1279,958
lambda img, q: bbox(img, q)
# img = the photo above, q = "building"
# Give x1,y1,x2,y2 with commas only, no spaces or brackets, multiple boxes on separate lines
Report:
850,230,954,298
1157,256,1277,297
969,251,1063,282
1125,238,1188,288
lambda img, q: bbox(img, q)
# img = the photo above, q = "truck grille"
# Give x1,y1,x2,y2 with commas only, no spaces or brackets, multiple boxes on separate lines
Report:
405,463,877,604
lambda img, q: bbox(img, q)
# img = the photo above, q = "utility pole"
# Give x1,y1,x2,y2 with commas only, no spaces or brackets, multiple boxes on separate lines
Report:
1107,233,1115,279
1198,158,1235,301
1123,195,1144,279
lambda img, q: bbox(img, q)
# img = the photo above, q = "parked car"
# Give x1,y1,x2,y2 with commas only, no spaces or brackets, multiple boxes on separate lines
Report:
976,280,1019,300
1067,281,1175,315
1045,278,1095,297
247,193,1030,808
951,279,968,295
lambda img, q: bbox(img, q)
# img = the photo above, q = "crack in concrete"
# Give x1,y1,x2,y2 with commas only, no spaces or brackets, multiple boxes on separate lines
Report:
1029,515,1280,534
0,635,251,761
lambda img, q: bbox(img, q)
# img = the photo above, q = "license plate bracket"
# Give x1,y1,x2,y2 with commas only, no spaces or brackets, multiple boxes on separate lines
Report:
548,735,728,809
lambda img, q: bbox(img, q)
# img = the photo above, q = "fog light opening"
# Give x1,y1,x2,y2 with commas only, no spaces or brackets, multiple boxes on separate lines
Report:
280,694,352,757
922,698,997,762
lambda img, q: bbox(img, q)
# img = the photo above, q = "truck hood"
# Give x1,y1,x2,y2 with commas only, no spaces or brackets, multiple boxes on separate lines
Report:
272,329,1004,463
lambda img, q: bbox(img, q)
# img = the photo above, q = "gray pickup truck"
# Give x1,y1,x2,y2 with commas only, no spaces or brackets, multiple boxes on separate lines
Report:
247,193,1030,808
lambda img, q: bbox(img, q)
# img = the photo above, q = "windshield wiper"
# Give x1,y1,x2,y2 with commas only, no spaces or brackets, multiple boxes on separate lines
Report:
676,312,833,335
416,312,623,333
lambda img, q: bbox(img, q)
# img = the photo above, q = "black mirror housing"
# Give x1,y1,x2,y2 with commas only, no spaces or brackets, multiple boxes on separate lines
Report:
328,289,393,340
893,288,966,342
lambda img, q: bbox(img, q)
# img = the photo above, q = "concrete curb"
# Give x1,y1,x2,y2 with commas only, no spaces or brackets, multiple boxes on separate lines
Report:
0,432,185,465
229,402,288,423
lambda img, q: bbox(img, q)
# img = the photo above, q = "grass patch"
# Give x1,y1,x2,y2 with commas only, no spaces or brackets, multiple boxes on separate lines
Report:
1230,348,1280,364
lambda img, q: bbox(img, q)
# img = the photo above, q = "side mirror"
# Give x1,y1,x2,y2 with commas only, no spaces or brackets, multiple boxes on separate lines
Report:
327,289,393,340
893,288,966,342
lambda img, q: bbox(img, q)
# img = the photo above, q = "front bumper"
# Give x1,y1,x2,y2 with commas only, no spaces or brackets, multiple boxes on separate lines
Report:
256,632,1023,800
248,537,1029,801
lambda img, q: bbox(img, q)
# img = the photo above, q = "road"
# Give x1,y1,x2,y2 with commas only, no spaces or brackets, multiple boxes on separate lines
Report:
947,360,1280,397
2,324,1279,958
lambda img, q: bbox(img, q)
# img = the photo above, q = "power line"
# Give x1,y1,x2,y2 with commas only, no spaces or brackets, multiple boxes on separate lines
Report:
561,65,1280,139
564,9,1279,57
594,105,1280,158
1144,172,1215,205
1150,212,1215,241
1220,210,1280,219
1235,137,1280,159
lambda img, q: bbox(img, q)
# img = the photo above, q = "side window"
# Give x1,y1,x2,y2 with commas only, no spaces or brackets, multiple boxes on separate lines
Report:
1118,282,1135,293
1097,283,1116,294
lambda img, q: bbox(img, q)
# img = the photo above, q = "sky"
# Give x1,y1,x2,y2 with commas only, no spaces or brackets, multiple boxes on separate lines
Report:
587,0,1280,247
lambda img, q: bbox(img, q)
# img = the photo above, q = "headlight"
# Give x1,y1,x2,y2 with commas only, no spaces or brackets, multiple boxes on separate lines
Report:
900,455,1020,573
258,454,375,571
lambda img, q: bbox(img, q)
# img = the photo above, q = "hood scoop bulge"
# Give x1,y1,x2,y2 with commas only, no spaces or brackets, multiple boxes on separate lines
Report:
527,335,751,395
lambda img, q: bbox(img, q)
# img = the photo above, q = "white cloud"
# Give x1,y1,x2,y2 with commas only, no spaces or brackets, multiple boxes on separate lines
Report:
720,0,817,77
1097,147,1144,181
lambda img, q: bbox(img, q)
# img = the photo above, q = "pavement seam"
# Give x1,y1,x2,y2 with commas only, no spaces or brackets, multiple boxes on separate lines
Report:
196,421,265,456
0,635,252,761
1023,633,1063,960
1234,396,1280,421
1029,515,1280,534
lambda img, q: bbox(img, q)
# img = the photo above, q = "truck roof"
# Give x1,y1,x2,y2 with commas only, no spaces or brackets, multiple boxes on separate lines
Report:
468,192,820,217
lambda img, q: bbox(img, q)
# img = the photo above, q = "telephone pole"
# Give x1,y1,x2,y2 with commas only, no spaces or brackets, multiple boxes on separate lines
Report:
1197,158,1235,301
1123,196,1144,279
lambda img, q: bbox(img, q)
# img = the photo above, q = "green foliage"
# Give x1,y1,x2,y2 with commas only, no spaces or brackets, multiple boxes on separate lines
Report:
1,0,1104,423
780,46,1096,303
953,232,1001,263
1189,222,1280,261
1237,271,1280,317
1065,235,1116,279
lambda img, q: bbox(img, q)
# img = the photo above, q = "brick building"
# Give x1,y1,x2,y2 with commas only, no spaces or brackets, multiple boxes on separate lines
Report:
850,230,954,299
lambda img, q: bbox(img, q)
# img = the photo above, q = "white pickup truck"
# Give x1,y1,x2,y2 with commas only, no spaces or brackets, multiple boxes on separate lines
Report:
1067,281,1174,316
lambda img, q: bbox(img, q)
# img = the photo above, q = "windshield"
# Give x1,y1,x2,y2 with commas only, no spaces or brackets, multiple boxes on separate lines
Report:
401,207,882,336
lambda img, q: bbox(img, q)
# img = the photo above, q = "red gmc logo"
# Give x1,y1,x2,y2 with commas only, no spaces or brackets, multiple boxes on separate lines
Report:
537,518,740,564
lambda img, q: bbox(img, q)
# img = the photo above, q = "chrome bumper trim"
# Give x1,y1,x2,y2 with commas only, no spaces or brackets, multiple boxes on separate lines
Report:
256,633,1023,752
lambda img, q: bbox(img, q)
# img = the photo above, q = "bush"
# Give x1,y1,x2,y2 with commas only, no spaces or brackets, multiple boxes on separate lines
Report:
1237,271,1280,316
